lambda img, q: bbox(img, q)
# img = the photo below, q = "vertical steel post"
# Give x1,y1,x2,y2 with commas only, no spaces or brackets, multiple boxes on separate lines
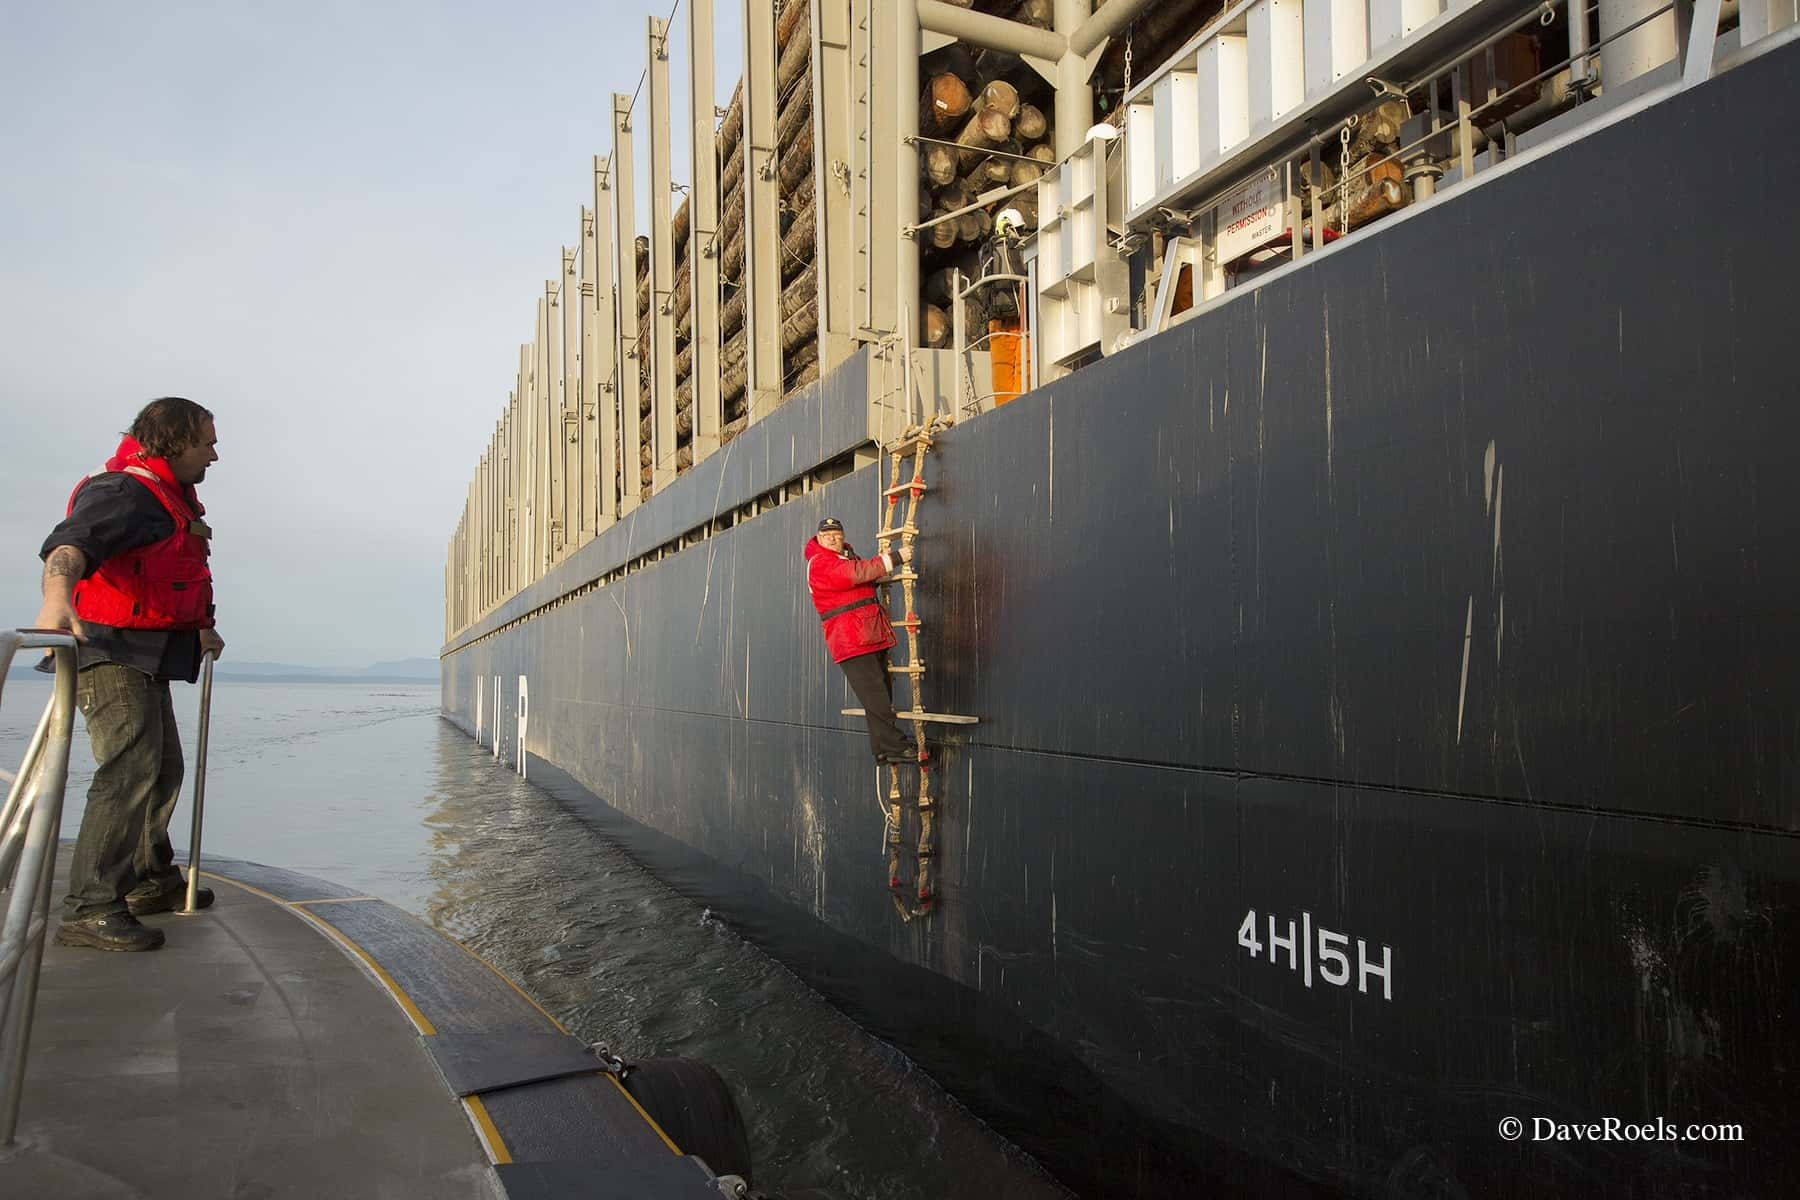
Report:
1568,0,1592,82
503,401,516,594
894,0,921,346
493,420,504,602
1287,160,1303,261
482,447,492,608
181,654,215,915
561,245,581,544
517,345,535,580
688,0,722,461
536,295,555,569
474,455,482,613
901,303,918,426
812,0,858,374
498,408,509,597
592,153,621,524
546,276,566,562
648,16,678,492
1054,0,1095,159
579,205,602,536
1452,65,1475,184
742,0,783,421
951,269,966,417
613,93,644,515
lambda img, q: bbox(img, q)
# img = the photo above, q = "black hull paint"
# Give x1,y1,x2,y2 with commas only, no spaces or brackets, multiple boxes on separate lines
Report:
445,47,1799,1198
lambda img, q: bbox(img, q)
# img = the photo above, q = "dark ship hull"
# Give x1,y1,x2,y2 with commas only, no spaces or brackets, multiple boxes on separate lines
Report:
443,45,1798,1198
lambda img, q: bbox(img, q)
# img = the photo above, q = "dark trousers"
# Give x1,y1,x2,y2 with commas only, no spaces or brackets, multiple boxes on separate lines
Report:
839,650,910,762
65,664,185,916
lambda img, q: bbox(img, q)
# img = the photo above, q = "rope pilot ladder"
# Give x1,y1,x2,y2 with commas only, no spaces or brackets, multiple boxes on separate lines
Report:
852,414,977,921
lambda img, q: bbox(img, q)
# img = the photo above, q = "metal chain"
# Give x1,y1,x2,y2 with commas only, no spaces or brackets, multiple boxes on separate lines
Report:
1123,26,1134,95
1339,119,1355,233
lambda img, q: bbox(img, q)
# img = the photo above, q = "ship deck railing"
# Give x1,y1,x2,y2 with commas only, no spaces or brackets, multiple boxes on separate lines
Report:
951,270,1035,421
0,628,79,1147
1,633,223,1153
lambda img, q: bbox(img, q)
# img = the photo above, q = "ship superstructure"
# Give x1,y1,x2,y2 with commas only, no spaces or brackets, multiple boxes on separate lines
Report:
442,3,1798,1194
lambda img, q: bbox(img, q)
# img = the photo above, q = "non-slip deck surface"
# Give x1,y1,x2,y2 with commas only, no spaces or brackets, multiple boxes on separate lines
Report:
5,848,502,1200
7,850,726,1199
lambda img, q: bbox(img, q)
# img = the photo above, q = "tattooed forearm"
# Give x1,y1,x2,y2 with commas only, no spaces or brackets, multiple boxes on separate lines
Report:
43,546,87,584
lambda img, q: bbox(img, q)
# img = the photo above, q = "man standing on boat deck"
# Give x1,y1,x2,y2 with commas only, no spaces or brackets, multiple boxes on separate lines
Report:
33,397,225,952
804,517,913,765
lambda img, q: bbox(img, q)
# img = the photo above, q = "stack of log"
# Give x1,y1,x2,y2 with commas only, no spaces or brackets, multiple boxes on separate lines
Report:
621,0,818,496
916,3,1059,348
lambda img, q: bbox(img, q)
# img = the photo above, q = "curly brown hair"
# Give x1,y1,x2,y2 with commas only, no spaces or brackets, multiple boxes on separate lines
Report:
127,397,214,459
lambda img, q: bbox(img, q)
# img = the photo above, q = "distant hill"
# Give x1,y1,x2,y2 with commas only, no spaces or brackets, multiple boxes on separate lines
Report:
218,657,438,681
7,655,438,683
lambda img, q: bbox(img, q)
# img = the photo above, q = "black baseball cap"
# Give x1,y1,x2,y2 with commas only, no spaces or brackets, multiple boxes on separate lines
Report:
818,517,844,532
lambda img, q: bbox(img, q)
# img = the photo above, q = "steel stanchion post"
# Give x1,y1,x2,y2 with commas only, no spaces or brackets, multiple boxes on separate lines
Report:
181,653,215,916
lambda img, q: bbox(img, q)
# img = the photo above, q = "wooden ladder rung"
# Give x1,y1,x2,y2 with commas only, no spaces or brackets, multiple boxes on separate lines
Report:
887,432,936,454
882,480,928,497
875,526,921,540
843,708,980,725
888,663,927,674
886,570,920,583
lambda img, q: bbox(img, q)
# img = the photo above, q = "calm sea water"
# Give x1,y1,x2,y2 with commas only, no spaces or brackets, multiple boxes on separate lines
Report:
0,677,1066,1199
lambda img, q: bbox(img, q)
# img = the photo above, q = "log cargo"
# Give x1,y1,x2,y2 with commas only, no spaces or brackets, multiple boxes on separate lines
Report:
955,107,1011,171
921,72,973,133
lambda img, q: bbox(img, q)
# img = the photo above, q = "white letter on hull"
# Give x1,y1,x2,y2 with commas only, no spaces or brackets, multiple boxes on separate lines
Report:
517,675,530,778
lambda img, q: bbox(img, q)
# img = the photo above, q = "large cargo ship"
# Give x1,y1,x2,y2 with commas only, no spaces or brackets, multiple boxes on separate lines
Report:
441,3,1798,1194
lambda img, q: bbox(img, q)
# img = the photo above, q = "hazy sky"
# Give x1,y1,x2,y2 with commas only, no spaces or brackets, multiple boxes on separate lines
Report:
3,1,740,667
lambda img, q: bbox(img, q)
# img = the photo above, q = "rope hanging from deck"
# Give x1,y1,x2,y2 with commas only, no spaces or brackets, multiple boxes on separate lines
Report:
876,415,955,921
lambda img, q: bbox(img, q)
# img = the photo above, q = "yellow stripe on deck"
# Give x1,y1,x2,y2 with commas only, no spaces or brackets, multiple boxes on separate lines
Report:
202,874,438,1036
463,1095,513,1164
605,1073,683,1155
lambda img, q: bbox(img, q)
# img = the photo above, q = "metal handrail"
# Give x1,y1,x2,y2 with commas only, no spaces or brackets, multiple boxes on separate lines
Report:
0,629,78,1148
0,638,220,1147
950,269,1034,418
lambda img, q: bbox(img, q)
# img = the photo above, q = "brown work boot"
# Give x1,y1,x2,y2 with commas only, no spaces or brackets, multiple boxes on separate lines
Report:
54,911,166,952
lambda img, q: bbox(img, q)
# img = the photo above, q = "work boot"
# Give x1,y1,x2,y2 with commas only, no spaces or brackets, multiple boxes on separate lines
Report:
54,911,166,952
127,882,215,916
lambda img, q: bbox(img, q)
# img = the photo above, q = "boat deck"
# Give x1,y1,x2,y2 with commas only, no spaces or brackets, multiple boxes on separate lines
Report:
4,848,724,1199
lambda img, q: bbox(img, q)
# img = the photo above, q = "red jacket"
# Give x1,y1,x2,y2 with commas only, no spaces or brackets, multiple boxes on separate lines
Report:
803,536,897,663
69,437,215,631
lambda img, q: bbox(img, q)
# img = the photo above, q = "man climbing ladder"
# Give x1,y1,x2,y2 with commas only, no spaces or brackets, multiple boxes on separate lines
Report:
871,415,975,916
803,516,913,765
809,415,974,919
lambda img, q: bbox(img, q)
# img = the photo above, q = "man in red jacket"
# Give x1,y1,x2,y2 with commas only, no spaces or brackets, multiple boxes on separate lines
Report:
34,397,225,952
804,517,912,765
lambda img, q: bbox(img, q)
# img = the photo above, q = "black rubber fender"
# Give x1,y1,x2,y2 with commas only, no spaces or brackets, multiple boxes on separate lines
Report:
623,1057,755,1185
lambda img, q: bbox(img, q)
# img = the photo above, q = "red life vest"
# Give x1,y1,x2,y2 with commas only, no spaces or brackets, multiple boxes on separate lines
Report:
69,437,215,631
803,536,896,663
